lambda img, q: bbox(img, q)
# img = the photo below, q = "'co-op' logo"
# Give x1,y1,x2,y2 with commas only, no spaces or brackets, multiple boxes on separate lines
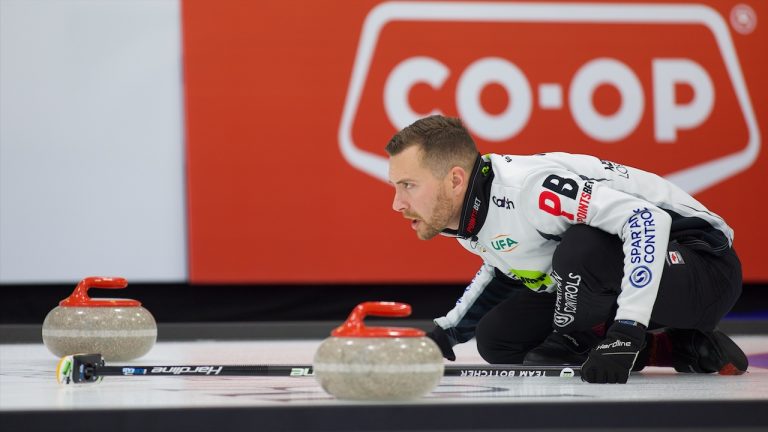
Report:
338,2,760,195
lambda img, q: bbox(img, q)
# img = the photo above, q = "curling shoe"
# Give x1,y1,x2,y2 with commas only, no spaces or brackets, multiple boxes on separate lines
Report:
668,329,748,375
523,330,600,366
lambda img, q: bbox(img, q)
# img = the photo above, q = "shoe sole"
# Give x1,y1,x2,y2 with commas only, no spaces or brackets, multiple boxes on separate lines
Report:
711,331,748,375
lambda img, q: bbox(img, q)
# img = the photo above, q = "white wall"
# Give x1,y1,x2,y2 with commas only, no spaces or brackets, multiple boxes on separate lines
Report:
0,0,186,283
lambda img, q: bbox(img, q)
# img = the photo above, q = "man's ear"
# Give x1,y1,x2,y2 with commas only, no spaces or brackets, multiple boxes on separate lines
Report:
449,166,467,193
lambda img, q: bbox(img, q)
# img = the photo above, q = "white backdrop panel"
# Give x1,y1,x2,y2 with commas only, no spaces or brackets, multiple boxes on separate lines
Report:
0,0,186,283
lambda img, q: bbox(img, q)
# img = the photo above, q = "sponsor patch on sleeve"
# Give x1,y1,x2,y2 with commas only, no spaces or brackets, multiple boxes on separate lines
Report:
666,250,685,265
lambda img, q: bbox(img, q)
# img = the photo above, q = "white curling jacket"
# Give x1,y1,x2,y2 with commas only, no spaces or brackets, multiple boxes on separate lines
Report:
435,153,733,344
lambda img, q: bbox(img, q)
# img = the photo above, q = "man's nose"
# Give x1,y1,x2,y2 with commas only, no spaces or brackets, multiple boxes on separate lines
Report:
392,191,407,212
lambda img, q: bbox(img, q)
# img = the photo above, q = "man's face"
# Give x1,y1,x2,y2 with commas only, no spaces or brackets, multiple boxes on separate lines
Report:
388,146,457,240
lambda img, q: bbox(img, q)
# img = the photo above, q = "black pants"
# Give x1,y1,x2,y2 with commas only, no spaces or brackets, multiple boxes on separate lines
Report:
475,225,742,364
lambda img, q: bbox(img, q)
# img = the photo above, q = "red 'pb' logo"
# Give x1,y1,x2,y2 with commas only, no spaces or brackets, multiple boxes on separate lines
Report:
339,1,760,194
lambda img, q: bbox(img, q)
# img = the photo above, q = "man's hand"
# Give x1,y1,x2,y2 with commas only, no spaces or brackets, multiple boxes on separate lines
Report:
582,320,646,383
426,325,456,361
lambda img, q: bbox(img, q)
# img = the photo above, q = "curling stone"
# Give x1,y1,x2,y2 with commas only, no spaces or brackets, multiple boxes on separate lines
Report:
313,301,444,401
42,276,157,361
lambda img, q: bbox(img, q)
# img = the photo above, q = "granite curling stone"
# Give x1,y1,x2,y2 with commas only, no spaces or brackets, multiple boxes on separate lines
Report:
42,276,157,361
313,301,444,401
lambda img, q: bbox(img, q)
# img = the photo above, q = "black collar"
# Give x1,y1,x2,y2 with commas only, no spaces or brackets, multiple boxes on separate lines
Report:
442,155,494,240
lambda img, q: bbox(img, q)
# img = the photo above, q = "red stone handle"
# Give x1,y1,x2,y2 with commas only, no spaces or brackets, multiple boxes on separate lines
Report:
331,301,426,338
59,276,140,307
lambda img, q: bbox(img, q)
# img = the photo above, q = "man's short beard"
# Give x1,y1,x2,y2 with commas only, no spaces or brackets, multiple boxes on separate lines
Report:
418,187,454,240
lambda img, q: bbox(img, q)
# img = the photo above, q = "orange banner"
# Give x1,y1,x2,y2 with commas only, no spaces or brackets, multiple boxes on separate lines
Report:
183,0,768,283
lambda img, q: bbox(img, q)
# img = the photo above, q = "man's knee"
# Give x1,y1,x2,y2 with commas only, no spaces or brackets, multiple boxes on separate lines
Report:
475,320,528,364
475,312,545,364
477,344,527,364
